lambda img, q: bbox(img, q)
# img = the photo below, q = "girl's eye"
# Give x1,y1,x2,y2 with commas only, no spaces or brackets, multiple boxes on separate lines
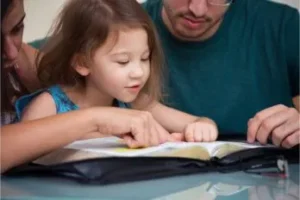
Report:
117,61,129,65
141,57,150,62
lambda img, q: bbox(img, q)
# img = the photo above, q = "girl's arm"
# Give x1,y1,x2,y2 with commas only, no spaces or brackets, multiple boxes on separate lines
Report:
133,96,218,142
133,100,201,132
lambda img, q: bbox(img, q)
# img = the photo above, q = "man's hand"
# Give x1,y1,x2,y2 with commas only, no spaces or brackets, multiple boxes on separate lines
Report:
247,104,300,148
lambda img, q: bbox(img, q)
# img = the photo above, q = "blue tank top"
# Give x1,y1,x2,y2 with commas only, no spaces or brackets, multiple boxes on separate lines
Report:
15,85,129,121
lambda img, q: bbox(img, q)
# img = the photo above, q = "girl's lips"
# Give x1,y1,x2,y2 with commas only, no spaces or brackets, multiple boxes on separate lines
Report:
131,85,140,88
126,85,141,92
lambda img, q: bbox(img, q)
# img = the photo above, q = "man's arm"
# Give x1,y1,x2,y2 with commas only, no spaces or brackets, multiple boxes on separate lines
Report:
284,8,299,98
247,7,300,148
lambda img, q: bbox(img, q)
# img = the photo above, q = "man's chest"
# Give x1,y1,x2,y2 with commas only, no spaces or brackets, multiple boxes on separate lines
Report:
163,46,294,130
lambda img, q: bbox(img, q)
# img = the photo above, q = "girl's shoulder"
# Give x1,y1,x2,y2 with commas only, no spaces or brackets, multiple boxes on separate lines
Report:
47,85,79,112
15,85,79,121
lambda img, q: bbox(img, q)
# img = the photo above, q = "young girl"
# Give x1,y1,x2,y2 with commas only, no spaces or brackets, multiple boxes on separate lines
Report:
15,0,218,148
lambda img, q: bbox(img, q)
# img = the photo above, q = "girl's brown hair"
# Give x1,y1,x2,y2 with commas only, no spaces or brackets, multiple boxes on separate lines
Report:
37,0,164,103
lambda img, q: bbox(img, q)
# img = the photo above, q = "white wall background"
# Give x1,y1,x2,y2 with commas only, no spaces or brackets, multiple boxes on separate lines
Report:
23,0,299,43
23,0,147,42
273,0,299,7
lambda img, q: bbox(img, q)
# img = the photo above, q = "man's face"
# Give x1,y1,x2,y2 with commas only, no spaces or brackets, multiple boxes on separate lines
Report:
162,0,229,41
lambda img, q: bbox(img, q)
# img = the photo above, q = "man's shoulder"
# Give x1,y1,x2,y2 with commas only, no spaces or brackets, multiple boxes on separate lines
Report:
142,0,162,19
234,0,299,36
245,0,299,20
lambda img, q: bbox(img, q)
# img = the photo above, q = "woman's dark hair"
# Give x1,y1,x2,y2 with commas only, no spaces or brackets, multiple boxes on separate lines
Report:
1,0,11,20
1,0,28,113
1,0,13,112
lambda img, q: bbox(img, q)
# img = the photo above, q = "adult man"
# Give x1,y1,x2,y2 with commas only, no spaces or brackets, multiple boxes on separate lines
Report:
143,0,299,148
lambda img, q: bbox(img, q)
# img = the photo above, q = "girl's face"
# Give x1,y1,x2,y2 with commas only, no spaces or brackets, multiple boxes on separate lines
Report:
77,28,150,103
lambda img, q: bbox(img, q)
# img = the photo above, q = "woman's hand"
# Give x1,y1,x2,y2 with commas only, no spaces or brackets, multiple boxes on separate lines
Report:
91,107,176,148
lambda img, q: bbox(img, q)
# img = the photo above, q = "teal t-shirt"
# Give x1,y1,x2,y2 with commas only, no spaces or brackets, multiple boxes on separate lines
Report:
143,0,299,134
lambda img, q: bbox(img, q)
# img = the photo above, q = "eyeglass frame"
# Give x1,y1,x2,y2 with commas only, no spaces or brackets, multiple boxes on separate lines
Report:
207,0,234,6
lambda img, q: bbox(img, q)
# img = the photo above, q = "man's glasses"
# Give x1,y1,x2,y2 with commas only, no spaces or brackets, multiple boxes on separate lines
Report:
208,0,233,6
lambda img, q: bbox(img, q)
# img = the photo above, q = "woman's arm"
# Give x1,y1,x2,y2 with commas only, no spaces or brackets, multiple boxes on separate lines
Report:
1,108,101,173
2,102,175,173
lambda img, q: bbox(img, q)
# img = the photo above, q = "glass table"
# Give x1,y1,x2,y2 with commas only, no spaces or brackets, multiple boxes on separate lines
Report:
1,164,298,200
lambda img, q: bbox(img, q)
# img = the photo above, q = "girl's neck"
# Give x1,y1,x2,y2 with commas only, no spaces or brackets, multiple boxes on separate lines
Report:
62,83,114,109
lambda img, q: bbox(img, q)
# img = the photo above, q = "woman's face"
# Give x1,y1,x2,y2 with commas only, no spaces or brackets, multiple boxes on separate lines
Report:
2,0,25,68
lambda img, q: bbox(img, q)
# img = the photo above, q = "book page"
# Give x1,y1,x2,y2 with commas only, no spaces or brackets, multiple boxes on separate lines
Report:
64,137,222,159
34,137,268,165
65,137,265,158
153,141,265,159
210,142,264,158
64,137,180,156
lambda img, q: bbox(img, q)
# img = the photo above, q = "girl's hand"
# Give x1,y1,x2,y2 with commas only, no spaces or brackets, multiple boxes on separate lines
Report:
183,118,218,142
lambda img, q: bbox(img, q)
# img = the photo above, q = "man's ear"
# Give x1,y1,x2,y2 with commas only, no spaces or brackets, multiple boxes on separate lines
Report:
72,54,90,76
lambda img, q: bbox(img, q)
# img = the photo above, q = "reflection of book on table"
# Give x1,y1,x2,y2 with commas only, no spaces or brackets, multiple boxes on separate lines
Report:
153,182,251,200
34,137,269,165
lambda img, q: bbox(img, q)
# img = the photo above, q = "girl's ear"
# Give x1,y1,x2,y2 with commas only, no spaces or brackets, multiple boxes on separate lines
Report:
72,54,90,76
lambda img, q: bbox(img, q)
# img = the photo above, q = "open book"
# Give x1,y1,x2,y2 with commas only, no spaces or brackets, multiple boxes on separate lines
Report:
34,137,268,165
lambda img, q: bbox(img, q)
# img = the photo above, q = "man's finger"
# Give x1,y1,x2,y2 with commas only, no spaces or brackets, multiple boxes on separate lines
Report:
281,130,300,149
256,109,292,144
272,118,300,146
247,104,288,143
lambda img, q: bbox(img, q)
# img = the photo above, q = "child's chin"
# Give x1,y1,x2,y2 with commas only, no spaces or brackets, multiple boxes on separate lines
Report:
118,96,137,103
